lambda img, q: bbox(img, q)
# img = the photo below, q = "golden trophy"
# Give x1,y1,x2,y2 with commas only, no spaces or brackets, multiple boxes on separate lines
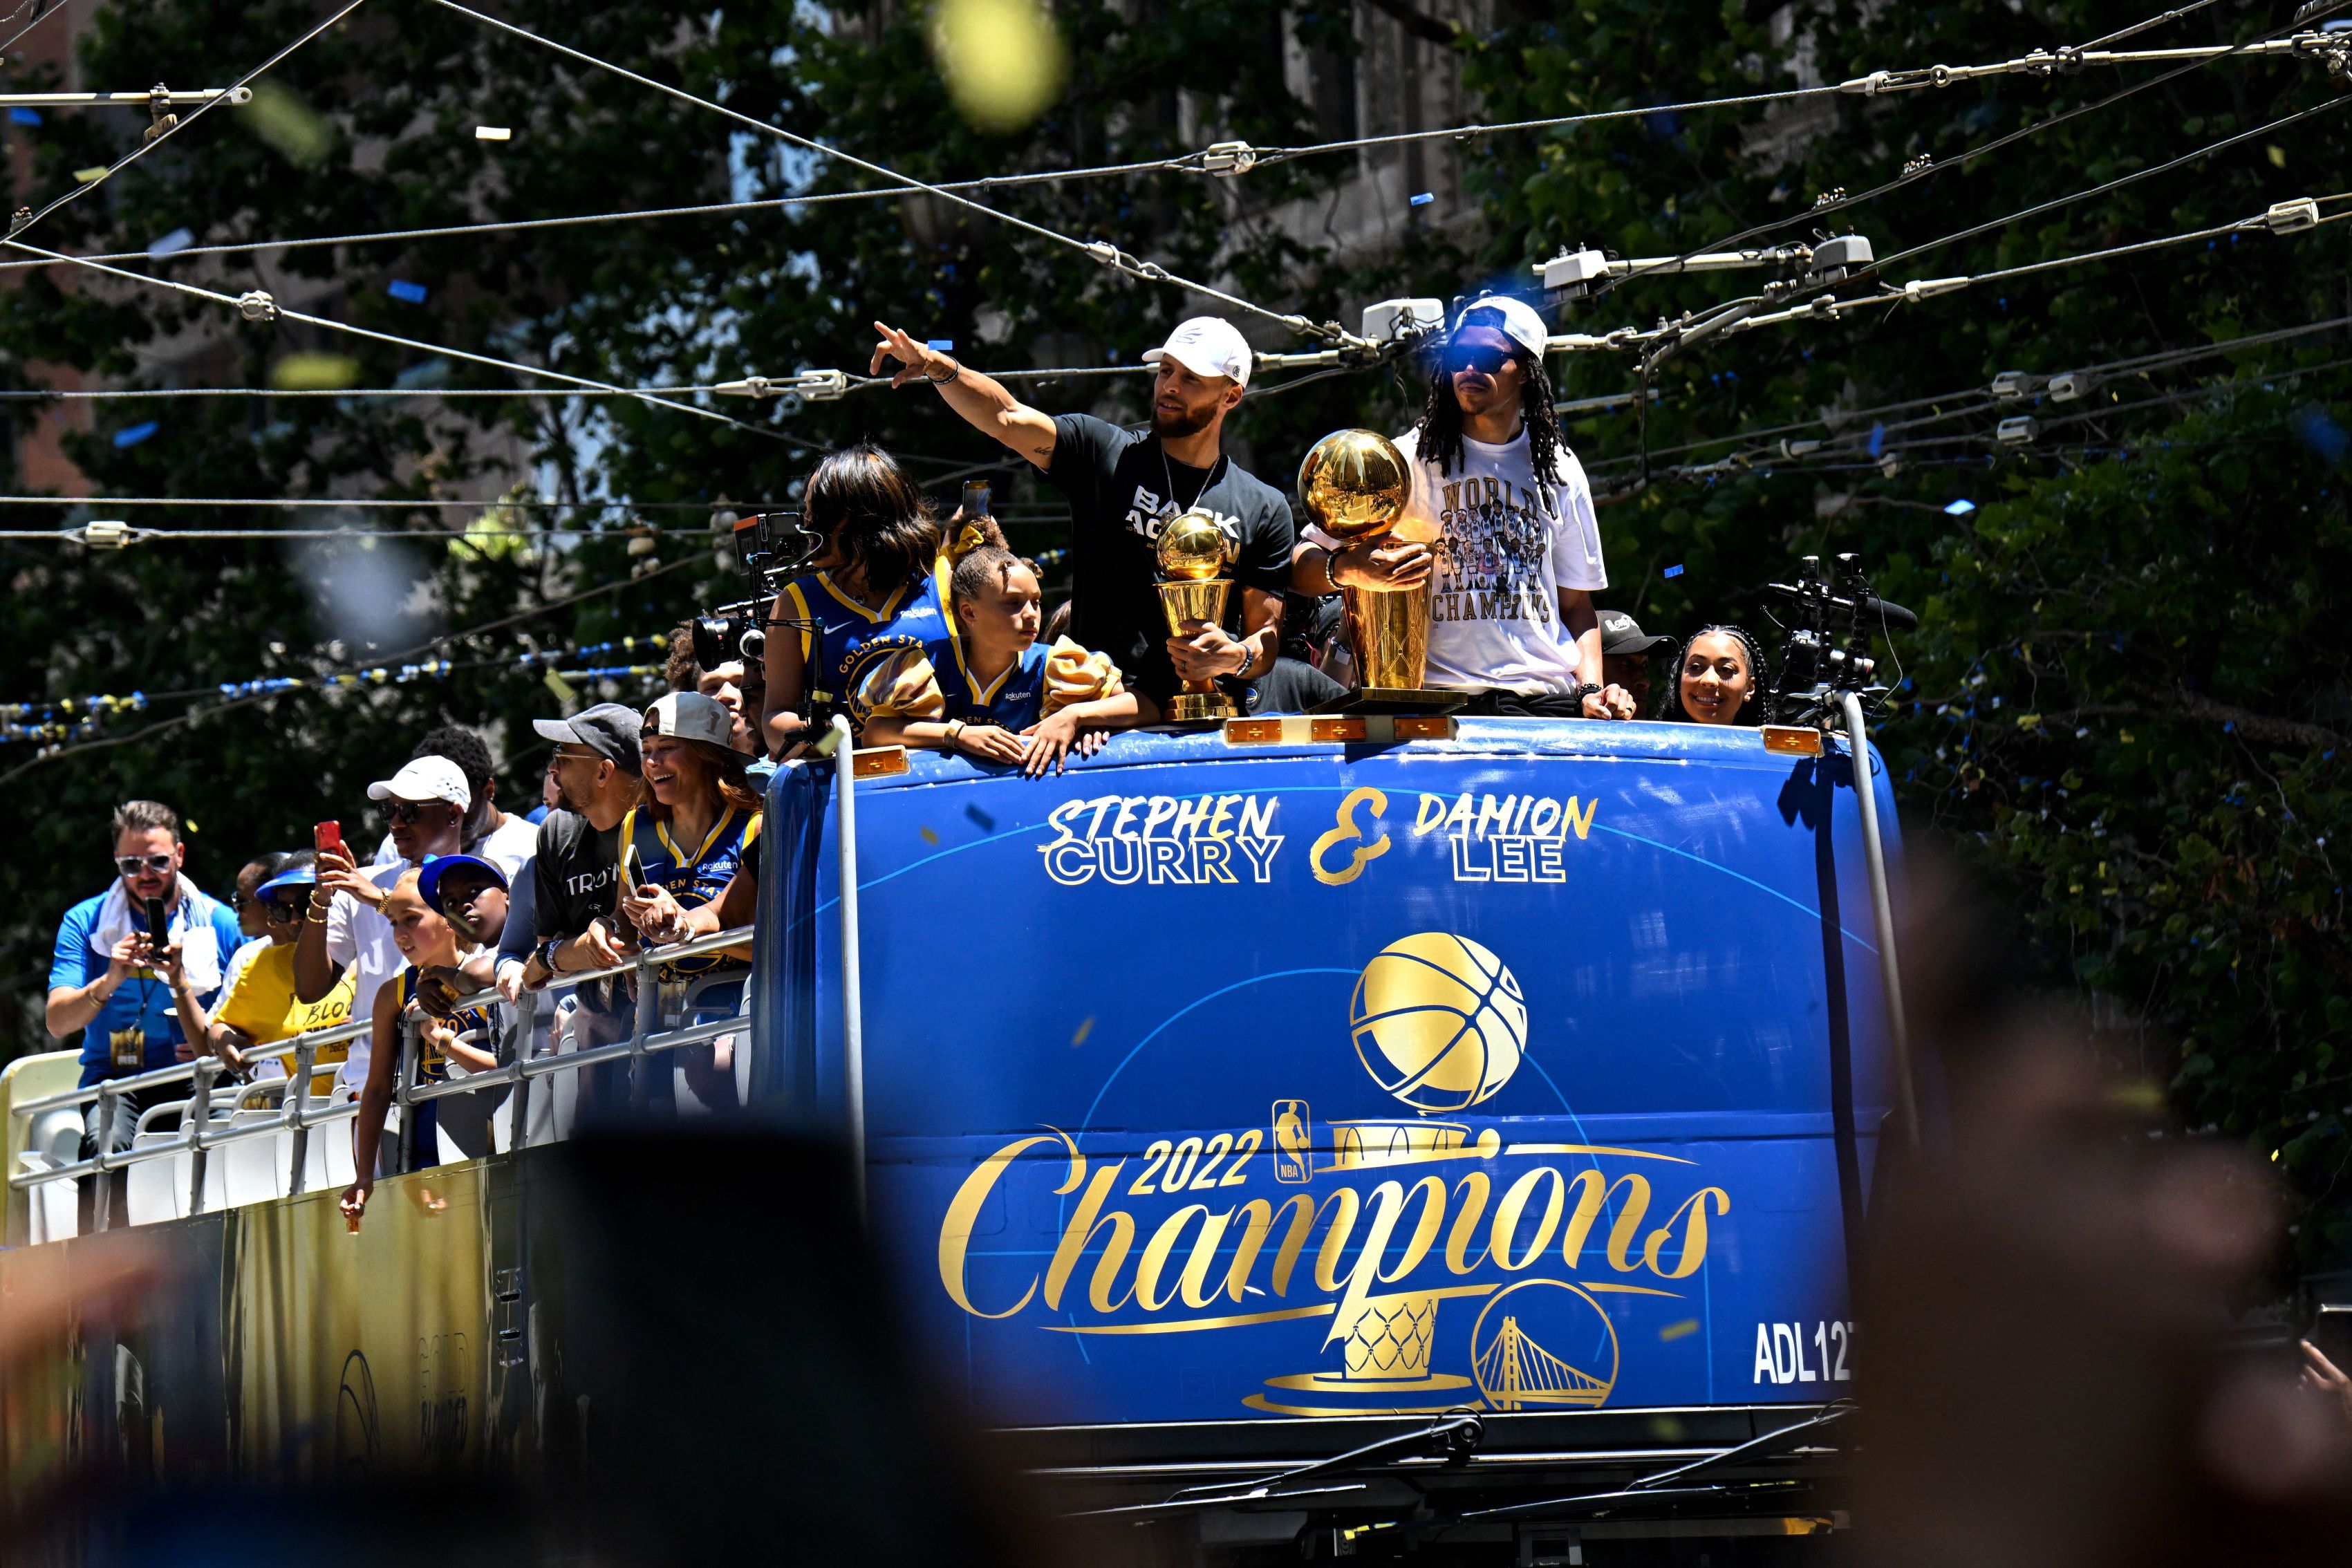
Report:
1297,429,1457,712
1155,508,1239,724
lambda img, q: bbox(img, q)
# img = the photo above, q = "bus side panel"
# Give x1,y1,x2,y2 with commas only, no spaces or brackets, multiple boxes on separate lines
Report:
768,727,1894,1428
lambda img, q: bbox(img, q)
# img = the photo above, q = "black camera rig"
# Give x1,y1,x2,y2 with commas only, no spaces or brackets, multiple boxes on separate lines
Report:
1762,553,1919,729
690,508,823,671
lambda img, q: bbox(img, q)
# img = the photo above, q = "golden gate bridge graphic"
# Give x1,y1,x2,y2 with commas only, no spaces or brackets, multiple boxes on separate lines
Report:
1468,1280,1619,1411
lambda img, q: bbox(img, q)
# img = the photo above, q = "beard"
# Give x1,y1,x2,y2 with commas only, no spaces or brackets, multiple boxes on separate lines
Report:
554,781,584,814
1152,402,1213,440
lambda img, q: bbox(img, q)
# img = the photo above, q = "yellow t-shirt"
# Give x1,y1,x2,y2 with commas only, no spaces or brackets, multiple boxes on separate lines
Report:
214,941,355,1093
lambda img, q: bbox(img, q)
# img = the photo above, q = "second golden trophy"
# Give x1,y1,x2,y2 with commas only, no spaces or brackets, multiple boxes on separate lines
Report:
1155,508,1239,724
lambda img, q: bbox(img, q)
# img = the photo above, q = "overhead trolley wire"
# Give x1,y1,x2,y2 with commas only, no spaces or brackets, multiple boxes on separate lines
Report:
425,0,1360,345
1586,0,2352,304
0,0,85,60
6,0,371,243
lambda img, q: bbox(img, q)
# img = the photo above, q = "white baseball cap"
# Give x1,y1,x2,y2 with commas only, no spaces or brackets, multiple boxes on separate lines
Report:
366,755,472,810
1144,316,1253,387
1453,295,1550,361
643,691,734,749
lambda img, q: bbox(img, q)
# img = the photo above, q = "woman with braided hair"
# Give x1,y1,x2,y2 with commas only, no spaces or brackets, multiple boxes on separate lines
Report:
1663,625,1769,727
1292,296,1636,719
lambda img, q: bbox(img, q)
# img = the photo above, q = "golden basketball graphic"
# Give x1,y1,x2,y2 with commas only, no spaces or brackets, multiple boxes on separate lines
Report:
1350,933,1527,1112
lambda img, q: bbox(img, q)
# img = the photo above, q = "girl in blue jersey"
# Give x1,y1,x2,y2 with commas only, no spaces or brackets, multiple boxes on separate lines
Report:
341,870,498,1226
861,530,1137,776
615,691,762,1110
760,445,946,751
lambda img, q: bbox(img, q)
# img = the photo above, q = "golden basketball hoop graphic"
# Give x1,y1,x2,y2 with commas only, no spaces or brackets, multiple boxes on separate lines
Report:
1242,1288,1474,1417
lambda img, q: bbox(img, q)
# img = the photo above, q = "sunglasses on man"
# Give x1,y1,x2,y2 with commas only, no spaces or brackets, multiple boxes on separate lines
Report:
385,799,448,824
114,852,175,876
1447,342,1520,379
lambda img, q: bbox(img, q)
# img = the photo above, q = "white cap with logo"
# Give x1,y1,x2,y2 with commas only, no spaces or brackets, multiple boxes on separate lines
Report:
1453,295,1550,362
1144,316,1253,387
643,691,735,749
366,755,472,810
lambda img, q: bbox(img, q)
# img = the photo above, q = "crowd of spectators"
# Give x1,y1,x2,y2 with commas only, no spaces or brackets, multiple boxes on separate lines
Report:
37,298,1774,1226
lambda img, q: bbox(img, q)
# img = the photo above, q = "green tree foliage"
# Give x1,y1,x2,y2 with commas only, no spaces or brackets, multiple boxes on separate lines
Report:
1450,0,2352,1236
0,0,2344,1253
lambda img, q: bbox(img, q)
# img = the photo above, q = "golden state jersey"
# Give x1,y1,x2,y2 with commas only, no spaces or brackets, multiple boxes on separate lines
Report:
618,804,763,979
926,635,1048,730
777,571,947,733
393,967,492,1083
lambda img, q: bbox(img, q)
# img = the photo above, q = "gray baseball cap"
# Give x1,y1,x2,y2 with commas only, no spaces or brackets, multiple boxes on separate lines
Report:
532,702,643,774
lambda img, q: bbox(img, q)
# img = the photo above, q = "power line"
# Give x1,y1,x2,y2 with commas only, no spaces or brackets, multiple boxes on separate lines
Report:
427,0,1361,346
1,234,816,450
1587,0,2349,302
0,0,85,59
6,0,369,243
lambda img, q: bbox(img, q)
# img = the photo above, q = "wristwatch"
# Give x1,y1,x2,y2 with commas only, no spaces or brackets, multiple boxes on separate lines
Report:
1571,682,1603,709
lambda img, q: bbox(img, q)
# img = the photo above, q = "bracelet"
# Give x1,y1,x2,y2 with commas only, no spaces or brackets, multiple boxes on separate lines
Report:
1231,640,1256,678
926,357,961,386
945,720,966,748
304,904,328,924
539,937,566,973
1316,545,1341,596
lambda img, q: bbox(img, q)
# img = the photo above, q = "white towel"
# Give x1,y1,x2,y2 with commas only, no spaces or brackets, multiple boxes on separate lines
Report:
87,873,224,993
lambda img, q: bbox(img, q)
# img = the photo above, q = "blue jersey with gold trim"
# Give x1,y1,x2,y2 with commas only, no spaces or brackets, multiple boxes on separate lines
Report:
778,571,946,732
926,635,1048,731
393,967,491,1083
618,803,762,978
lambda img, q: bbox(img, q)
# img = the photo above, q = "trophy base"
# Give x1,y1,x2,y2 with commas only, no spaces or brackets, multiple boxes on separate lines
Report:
1310,687,1468,716
1166,690,1239,724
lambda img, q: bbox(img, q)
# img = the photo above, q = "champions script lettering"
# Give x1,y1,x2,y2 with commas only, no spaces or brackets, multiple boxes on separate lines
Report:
936,1129,1731,1333
1038,793,1285,887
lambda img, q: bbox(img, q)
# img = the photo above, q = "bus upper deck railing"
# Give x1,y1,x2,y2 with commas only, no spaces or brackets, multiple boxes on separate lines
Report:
7,925,756,1231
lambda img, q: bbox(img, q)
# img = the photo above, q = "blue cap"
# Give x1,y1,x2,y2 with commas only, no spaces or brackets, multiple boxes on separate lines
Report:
256,866,317,902
417,852,509,911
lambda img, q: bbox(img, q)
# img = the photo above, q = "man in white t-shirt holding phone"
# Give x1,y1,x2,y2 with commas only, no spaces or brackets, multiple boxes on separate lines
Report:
1292,295,1636,719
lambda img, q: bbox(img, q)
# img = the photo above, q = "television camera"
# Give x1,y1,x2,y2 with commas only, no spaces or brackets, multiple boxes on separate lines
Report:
689,507,823,671
1764,553,1919,729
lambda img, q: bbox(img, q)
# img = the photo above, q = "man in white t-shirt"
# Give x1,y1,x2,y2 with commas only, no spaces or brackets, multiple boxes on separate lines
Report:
292,754,471,1089
1292,296,1637,718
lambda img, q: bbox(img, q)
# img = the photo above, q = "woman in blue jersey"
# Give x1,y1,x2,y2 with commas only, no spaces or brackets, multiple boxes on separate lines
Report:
759,444,946,752
340,869,498,1226
861,529,1137,776
615,691,761,1111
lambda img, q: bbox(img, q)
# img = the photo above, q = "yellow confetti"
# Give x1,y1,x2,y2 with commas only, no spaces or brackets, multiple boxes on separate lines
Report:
1659,1318,1700,1342
1070,1016,1094,1047
920,826,940,846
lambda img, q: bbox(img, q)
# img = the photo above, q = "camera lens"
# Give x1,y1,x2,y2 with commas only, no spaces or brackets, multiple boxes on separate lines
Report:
738,626,765,662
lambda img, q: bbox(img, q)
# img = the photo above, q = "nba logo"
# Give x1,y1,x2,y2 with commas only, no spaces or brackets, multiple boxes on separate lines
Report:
1272,1101,1312,1184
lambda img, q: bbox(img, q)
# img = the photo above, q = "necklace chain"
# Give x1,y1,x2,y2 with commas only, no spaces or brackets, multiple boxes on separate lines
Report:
1159,440,1222,518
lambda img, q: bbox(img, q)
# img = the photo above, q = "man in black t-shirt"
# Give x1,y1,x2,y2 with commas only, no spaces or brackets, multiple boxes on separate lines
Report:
870,316,1334,716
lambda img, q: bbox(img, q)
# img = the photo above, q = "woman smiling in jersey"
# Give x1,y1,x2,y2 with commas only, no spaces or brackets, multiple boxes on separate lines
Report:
760,445,946,752
1663,626,1768,726
615,692,760,1110
860,522,1137,776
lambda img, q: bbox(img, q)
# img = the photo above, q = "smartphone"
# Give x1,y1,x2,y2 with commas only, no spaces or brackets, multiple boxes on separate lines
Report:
961,480,991,519
314,820,344,857
2312,1304,2352,1373
142,895,170,960
622,844,648,898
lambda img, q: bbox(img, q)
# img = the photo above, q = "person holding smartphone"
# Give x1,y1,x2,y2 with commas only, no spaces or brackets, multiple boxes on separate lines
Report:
44,799,243,1227
292,756,469,1101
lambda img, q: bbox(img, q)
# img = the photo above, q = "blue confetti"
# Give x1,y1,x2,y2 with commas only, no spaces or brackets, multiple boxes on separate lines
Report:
926,338,954,351
113,421,158,449
1409,192,1434,207
8,106,39,125
147,227,193,257
387,279,428,304
964,803,997,831
1663,563,1685,579
1867,422,1886,458
1944,498,1977,516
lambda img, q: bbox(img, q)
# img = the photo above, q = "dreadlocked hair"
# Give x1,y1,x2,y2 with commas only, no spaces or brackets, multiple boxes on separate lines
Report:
1659,624,1771,726
1410,306,1565,483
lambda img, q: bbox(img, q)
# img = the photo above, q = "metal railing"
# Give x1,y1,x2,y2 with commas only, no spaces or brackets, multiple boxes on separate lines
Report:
8,924,755,1232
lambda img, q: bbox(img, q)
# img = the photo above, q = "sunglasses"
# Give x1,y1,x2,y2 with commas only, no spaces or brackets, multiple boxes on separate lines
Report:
386,800,445,824
114,852,175,876
1448,343,1520,378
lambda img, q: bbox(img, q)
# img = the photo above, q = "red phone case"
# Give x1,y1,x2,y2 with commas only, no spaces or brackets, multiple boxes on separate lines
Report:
314,820,343,854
